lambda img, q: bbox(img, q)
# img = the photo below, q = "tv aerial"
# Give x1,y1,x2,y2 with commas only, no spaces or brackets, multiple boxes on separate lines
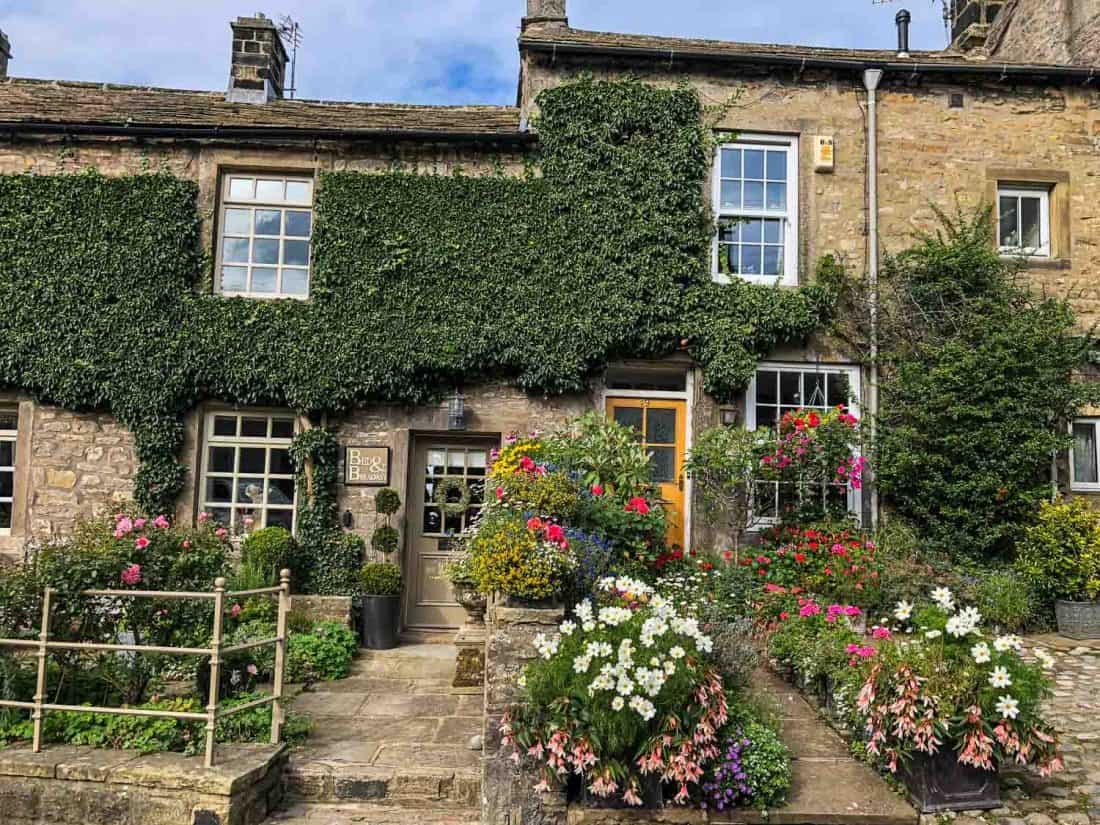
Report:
278,15,303,99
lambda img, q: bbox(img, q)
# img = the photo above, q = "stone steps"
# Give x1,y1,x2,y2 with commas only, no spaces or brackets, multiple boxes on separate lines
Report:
283,758,481,808
267,800,480,824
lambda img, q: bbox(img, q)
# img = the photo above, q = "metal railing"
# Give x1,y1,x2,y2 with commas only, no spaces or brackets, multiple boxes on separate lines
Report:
0,568,291,767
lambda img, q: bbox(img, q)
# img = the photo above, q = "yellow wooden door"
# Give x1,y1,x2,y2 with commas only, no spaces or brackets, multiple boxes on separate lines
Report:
606,398,687,549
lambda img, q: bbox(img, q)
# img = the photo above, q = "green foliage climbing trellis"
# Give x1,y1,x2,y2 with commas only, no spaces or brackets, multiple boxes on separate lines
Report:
0,78,834,515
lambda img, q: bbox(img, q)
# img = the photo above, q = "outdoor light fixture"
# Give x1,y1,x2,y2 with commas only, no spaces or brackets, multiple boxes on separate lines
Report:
342,510,354,528
719,407,739,427
447,391,467,431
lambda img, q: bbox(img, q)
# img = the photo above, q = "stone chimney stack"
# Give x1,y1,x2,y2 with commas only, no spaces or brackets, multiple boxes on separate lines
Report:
523,0,568,31
227,13,287,104
0,30,11,79
950,0,1008,53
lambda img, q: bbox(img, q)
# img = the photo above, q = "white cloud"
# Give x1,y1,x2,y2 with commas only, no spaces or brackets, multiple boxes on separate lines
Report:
0,0,951,103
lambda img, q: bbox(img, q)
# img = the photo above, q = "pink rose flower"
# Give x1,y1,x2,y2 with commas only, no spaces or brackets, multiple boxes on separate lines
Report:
591,484,604,496
197,511,211,523
152,515,170,529
495,486,504,500
230,603,242,618
120,564,142,585
243,516,255,528
215,527,228,539
872,626,891,640
114,516,133,538
134,518,147,529
247,664,258,676
135,536,150,550
182,540,191,549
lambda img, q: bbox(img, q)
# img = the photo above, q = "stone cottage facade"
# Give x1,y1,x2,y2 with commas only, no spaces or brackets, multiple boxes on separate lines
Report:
1,1,1100,629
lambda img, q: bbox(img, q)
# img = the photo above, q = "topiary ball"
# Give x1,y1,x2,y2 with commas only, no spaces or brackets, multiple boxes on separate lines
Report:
374,488,401,517
371,525,400,555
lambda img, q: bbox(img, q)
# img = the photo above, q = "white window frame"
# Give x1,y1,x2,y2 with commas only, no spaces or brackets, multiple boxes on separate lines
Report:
1070,418,1100,492
997,185,1051,258
712,133,799,287
199,411,299,532
745,362,862,523
0,411,15,536
216,172,315,299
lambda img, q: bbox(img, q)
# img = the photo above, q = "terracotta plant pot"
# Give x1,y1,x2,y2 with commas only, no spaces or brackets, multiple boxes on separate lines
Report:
452,581,487,626
900,750,1001,813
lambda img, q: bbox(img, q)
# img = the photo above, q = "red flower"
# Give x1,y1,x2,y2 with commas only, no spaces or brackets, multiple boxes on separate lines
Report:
807,411,821,428
518,456,536,473
545,524,566,544
625,497,650,515
526,516,544,531
591,484,605,496
795,552,807,563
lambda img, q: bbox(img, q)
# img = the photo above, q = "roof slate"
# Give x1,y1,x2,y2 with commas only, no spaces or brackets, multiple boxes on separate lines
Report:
518,25,1084,71
0,77,524,136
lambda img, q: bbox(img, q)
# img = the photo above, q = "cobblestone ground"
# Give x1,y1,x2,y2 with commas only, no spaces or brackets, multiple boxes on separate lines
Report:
927,636,1100,825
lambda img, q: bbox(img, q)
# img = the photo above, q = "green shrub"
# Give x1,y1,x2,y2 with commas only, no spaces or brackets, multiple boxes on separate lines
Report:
707,617,760,692
1016,498,1100,603
360,563,402,596
287,621,358,683
241,527,303,587
308,532,365,596
872,209,1097,560
30,513,229,705
0,693,310,754
740,719,792,808
974,570,1035,631
371,525,400,556
374,488,401,516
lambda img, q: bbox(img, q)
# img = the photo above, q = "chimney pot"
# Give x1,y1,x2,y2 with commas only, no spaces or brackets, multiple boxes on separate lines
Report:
0,30,11,79
523,0,568,31
896,9,912,57
227,13,287,103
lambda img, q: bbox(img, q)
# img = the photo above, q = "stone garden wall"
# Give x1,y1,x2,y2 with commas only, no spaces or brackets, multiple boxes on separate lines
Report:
0,742,286,825
483,603,568,825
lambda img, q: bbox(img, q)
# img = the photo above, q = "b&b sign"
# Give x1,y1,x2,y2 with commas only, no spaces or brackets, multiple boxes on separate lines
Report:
345,446,390,486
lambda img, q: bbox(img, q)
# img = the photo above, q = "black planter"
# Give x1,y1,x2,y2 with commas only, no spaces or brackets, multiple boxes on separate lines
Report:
900,750,1001,813
578,774,662,810
360,594,400,650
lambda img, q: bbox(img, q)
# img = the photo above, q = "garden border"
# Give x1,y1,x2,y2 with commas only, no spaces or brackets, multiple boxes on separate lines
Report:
0,570,293,768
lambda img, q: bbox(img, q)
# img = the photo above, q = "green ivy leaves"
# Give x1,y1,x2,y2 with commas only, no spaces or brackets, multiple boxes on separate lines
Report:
0,78,833,516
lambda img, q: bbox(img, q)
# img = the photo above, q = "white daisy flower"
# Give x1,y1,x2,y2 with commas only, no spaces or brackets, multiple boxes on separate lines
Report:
925,630,942,639
1034,648,1056,670
931,587,956,612
971,642,991,664
995,695,1020,720
989,666,1012,689
670,646,685,659
894,600,914,621
992,635,1013,653
611,696,625,711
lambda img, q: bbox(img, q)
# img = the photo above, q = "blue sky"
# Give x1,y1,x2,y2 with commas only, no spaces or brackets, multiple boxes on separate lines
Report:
0,1,949,105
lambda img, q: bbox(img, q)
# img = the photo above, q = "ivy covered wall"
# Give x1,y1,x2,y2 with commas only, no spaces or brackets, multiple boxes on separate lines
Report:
0,78,834,515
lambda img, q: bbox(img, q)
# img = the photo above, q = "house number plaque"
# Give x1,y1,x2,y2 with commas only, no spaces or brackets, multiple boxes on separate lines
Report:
344,446,390,486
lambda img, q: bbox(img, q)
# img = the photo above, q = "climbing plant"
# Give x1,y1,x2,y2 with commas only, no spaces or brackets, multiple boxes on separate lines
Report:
0,77,833,515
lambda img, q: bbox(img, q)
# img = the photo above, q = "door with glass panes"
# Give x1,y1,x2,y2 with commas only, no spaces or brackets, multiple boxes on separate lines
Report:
406,438,494,628
606,399,687,549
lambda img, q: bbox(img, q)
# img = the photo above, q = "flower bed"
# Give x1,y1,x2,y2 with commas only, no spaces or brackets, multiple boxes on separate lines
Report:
0,512,355,756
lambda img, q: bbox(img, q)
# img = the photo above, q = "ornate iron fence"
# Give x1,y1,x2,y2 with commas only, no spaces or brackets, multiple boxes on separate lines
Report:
0,569,291,768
